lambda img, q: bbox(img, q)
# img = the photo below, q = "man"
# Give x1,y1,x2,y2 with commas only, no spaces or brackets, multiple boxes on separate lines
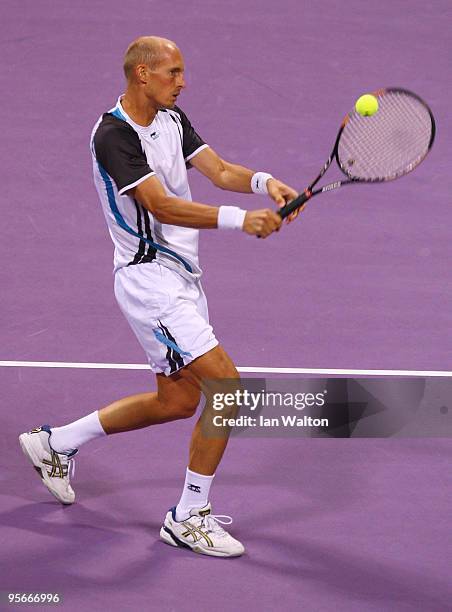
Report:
19,36,299,558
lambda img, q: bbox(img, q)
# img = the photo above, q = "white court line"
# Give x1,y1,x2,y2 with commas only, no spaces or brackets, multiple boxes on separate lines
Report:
0,360,451,377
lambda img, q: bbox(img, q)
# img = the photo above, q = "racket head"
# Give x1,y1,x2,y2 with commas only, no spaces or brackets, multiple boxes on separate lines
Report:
335,88,435,183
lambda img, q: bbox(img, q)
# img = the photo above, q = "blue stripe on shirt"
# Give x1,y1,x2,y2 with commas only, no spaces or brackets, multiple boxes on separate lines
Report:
96,162,193,273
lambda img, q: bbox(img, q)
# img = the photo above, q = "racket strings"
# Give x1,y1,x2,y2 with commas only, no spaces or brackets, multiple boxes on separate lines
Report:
355,93,431,168
348,95,429,174
338,91,433,181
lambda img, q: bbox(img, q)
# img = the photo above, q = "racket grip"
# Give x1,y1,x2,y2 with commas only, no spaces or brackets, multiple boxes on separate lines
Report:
278,191,310,219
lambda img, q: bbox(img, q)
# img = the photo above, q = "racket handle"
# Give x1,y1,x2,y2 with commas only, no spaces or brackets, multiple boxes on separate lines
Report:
278,191,311,219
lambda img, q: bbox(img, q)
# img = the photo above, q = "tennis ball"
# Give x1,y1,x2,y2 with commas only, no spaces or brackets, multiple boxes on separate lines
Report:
355,94,379,116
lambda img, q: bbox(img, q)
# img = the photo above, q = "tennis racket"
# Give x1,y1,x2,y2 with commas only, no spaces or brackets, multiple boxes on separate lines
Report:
278,87,436,220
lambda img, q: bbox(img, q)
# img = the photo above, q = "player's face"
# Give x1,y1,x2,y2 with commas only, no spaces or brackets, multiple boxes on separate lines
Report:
146,48,186,109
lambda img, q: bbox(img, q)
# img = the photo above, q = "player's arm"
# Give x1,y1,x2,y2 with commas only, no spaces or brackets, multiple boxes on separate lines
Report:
189,146,301,218
189,146,254,192
130,176,281,238
132,177,217,228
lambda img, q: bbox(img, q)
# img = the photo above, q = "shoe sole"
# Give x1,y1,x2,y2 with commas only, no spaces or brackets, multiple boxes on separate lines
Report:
160,525,244,558
19,433,74,505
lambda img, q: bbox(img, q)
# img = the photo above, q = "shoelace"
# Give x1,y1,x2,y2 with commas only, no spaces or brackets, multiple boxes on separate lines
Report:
199,514,233,537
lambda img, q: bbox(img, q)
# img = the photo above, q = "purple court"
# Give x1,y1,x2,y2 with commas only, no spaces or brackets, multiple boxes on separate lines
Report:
1,0,451,610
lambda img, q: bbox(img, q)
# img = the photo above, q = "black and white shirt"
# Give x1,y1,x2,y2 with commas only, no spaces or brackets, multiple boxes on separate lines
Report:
90,96,209,279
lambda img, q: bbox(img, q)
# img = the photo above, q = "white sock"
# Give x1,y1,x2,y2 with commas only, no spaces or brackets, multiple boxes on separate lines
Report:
175,468,215,521
50,411,106,454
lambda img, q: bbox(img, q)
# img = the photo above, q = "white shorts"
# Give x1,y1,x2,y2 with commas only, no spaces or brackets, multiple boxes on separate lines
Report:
114,263,218,376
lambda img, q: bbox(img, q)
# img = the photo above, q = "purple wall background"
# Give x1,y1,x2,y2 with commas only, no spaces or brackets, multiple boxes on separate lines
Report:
1,0,451,371
1,1,451,611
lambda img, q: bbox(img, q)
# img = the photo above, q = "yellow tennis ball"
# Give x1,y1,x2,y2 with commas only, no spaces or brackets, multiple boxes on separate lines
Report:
355,94,379,116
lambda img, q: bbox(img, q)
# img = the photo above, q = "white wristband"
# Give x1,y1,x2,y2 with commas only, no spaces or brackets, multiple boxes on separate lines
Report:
251,172,273,195
217,206,247,230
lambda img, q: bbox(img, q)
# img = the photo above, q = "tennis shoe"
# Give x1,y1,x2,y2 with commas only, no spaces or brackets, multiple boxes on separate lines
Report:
19,425,77,504
160,502,244,557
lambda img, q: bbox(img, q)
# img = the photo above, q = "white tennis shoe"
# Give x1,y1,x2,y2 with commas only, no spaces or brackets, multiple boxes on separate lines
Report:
160,502,245,557
19,425,77,505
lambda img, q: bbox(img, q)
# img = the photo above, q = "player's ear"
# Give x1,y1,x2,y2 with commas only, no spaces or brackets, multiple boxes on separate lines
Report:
136,64,148,84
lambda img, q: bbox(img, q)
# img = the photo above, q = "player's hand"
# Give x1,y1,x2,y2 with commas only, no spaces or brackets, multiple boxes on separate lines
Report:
267,178,305,223
242,209,282,238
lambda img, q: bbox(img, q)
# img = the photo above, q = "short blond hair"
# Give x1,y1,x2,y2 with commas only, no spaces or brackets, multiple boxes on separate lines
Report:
123,36,177,80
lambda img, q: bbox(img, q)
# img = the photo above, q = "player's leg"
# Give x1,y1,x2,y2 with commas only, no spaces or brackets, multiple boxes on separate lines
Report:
18,374,203,504
179,344,239,475
46,371,200,451
18,375,200,501
96,373,201,433
161,344,244,557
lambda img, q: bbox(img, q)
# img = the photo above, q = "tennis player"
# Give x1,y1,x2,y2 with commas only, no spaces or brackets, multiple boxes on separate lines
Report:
19,36,298,558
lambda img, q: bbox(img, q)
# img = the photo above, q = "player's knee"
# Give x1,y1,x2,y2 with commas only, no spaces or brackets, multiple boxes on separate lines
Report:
203,364,241,419
163,393,200,420
211,357,241,381
173,402,199,419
